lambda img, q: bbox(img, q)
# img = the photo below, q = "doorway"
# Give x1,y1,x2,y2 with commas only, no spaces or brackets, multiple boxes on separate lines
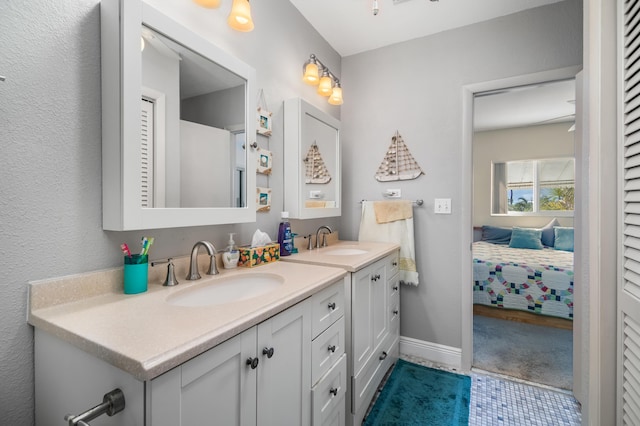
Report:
460,67,583,399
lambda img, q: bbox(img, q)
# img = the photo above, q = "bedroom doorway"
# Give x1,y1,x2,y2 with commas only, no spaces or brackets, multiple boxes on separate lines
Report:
467,72,580,393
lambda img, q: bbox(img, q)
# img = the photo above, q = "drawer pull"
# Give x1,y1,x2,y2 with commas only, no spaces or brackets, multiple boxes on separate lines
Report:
262,347,274,358
328,345,336,353
371,274,381,282
379,351,388,361
392,261,398,266
393,285,399,291
246,357,259,369
328,302,336,311
329,387,338,397
393,309,399,315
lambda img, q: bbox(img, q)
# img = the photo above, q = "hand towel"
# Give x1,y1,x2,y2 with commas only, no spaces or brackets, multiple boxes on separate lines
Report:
373,200,413,224
305,200,327,208
359,201,419,286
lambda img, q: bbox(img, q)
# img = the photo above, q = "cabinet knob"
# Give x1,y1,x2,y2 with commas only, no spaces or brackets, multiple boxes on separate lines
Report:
371,274,381,282
393,285,399,291
328,345,336,353
393,309,399,315
379,351,388,361
246,357,259,369
262,347,274,358
392,261,398,266
249,141,258,149
328,302,336,311
329,387,338,397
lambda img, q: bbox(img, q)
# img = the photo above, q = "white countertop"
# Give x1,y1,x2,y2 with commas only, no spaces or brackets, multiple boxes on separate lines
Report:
28,260,347,381
281,240,400,272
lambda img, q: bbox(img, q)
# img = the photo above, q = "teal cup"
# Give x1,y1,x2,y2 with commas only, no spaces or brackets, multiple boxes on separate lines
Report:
124,254,148,294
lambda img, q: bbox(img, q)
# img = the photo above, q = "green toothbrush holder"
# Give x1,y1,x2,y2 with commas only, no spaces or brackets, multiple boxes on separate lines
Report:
124,254,148,294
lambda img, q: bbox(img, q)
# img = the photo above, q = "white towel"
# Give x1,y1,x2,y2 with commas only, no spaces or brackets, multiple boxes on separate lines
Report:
358,201,419,286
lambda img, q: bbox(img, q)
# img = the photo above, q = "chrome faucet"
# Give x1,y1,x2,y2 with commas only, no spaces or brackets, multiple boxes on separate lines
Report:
315,226,332,249
187,241,219,280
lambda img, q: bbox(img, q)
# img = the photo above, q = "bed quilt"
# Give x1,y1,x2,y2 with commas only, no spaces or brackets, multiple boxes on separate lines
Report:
473,241,574,320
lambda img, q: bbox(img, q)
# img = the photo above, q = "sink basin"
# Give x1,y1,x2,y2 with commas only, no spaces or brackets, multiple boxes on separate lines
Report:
166,274,284,307
321,247,368,256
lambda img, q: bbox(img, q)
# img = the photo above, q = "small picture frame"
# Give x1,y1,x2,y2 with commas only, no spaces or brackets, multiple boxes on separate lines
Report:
256,187,272,212
257,107,272,136
257,148,273,175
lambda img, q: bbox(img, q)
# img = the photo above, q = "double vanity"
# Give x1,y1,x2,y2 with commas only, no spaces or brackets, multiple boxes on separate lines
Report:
30,241,399,425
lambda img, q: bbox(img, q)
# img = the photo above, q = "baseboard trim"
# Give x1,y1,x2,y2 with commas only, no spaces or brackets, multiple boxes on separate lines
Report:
399,336,462,370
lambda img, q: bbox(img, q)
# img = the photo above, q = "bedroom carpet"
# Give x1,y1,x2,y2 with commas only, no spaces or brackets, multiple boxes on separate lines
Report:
363,359,471,426
473,314,573,390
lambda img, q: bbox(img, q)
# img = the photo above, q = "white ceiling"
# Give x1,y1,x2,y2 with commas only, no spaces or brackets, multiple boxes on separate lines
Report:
289,0,565,57
474,79,576,132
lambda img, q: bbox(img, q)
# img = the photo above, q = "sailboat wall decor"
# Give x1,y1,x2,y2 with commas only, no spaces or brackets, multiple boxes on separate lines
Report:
304,142,332,184
375,131,424,181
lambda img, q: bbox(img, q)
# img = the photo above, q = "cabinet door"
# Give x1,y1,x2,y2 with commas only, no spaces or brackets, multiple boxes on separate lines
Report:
257,299,311,426
351,259,387,376
149,327,258,426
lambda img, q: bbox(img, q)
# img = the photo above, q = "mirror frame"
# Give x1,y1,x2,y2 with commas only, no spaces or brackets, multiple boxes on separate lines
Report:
101,0,257,230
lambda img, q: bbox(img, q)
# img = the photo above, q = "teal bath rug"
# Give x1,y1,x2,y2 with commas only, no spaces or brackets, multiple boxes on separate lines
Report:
363,359,471,426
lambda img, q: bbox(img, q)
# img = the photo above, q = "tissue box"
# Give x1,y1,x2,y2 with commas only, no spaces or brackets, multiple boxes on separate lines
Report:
238,243,280,267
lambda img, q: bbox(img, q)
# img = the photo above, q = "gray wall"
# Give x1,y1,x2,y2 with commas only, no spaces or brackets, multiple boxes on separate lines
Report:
0,0,340,423
340,0,582,348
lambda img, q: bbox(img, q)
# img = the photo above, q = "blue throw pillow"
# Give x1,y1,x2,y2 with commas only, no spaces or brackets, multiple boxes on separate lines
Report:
509,227,543,250
481,226,512,245
540,218,560,247
554,227,574,252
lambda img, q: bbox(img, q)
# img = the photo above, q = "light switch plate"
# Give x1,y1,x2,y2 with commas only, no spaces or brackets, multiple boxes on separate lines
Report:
434,198,452,214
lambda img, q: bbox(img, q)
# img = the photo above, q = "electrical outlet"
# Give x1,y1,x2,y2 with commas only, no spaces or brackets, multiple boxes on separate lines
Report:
434,198,452,214
385,189,401,198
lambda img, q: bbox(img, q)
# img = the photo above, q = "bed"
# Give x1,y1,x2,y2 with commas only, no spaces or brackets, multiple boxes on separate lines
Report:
473,240,574,321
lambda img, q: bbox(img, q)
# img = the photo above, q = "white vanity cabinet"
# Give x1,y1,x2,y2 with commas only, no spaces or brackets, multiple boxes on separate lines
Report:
150,299,312,426
349,252,400,426
34,277,348,426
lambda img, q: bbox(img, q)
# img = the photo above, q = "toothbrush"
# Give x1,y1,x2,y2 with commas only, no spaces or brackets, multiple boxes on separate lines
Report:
121,243,131,258
142,237,154,256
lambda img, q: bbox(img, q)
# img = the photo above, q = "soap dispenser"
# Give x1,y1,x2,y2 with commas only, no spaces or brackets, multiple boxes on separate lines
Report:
222,233,240,269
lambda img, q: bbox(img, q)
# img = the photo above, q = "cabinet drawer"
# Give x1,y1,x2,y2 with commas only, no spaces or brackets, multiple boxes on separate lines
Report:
312,316,345,385
312,354,347,426
312,279,346,338
389,291,400,333
387,252,399,278
351,332,398,416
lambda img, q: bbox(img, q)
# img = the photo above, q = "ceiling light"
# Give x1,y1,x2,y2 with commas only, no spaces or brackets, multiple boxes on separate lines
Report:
228,0,254,32
301,54,343,106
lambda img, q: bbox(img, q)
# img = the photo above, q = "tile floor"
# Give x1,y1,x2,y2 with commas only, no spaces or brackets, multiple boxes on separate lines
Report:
400,355,582,425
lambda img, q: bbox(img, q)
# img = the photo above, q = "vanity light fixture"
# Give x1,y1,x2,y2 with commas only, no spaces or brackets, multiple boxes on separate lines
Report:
302,54,343,105
193,0,221,7
228,0,254,32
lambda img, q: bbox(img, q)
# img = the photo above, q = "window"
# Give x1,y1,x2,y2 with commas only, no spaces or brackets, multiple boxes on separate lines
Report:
491,158,574,215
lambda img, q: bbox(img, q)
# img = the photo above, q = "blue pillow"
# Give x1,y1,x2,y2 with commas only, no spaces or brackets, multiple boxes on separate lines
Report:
554,227,574,252
481,226,512,245
509,227,543,250
540,218,560,247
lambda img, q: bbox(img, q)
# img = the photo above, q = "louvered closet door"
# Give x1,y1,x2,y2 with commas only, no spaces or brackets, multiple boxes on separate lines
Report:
620,1,640,424
141,98,154,208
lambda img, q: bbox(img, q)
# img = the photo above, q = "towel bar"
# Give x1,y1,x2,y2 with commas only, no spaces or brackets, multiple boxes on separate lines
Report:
360,199,423,206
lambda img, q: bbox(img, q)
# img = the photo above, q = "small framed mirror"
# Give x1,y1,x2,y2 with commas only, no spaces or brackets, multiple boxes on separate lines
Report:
284,98,341,219
101,0,257,230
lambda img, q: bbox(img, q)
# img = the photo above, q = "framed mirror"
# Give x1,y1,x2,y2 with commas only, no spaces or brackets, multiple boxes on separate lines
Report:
284,98,341,219
101,0,257,230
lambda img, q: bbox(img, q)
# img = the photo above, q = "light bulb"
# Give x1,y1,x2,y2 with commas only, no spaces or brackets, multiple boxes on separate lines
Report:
193,0,221,8
303,62,319,85
140,36,145,51
228,0,254,32
328,86,343,105
373,0,379,15
317,74,333,96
